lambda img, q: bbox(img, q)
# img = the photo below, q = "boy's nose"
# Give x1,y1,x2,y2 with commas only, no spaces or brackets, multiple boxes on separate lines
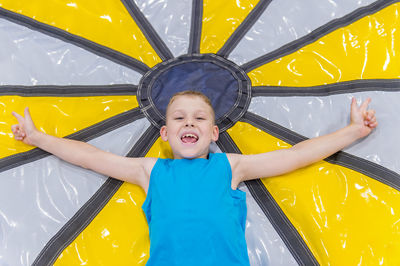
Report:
185,119,194,127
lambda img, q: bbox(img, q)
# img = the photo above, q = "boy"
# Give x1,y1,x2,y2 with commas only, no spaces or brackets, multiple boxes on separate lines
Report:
11,91,377,265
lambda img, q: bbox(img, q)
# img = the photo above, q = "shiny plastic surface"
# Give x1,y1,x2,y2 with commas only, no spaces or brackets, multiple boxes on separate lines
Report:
200,0,259,54
1,95,138,159
228,121,400,265
0,0,161,67
0,19,143,85
0,0,399,265
248,3,400,86
229,0,377,65
0,118,150,265
134,0,192,57
249,93,400,174
55,183,150,265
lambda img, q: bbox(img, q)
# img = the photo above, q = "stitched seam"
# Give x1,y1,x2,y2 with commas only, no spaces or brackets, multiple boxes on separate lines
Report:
0,7,150,74
120,0,173,61
242,0,400,72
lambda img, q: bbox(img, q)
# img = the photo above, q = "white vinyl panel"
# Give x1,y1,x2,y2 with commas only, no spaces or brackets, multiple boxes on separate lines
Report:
229,0,378,65
242,182,298,266
249,92,400,174
134,0,192,57
0,18,142,85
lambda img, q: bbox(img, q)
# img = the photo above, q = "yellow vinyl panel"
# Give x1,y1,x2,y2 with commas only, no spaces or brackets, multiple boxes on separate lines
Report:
248,3,400,87
54,137,173,265
228,121,400,265
200,0,260,54
0,0,161,67
146,136,174,159
2,95,138,159
54,183,150,266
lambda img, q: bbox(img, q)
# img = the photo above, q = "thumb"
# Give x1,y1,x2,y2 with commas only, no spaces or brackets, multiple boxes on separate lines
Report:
350,97,358,112
23,107,37,133
350,98,359,120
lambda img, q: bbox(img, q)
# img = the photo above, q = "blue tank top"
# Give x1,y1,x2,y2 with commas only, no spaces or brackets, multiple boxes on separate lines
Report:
142,153,249,266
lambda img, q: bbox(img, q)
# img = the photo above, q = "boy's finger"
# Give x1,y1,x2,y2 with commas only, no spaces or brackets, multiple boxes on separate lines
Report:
365,109,376,120
12,111,25,124
360,97,371,111
24,107,32,120
366,118,376,126
11,124,18,133
351,97,358,112
368,121,378,128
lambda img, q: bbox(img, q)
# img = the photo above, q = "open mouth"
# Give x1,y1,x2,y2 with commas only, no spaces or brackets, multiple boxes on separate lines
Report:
181,133,199,144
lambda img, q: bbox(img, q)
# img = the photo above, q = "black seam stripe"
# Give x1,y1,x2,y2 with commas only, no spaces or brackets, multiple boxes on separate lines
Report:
216,131,241,154
188,0,203,54
0,7,150,74
216,132,319,266
120,0,174,61
242,112,305,145
326,152,400,192
217,0,272,58
246,179,318,266
32,124,159,266
242,111,400,192
126,125,160,158
33,178,123,266
242,0,400,72
0,84,138,96
252,79,400,97
0,108,144,174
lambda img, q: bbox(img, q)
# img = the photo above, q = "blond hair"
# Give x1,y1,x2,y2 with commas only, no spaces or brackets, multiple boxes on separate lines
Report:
166,90,216,123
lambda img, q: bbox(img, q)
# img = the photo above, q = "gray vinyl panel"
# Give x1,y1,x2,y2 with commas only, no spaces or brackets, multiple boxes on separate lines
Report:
133,0,191,57
228,0,377,65
211,144,298,266
0,118,150,266
0,18,142,86
249,92,400,174
240,183,298,266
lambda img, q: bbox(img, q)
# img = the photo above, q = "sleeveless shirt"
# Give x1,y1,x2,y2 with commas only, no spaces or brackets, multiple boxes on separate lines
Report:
142,153,250,266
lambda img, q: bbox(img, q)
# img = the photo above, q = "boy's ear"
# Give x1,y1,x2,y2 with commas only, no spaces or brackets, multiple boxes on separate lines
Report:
160,125,168,141
211,125,219,142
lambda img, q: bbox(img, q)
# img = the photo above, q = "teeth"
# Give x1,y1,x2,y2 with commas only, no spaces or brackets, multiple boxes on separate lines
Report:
182,134,198,139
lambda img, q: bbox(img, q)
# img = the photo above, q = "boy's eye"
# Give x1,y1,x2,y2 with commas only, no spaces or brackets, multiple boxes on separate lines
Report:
174,117,183,120
196,117,205,120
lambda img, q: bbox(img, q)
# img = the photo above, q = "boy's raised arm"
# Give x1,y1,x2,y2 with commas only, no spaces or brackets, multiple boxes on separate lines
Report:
11,108,156,192
228,98,377,189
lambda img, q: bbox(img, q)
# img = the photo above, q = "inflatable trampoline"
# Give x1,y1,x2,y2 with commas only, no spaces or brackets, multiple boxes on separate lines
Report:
1,0,400,265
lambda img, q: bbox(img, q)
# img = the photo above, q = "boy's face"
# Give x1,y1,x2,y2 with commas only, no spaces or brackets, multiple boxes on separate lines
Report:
160,95,219,159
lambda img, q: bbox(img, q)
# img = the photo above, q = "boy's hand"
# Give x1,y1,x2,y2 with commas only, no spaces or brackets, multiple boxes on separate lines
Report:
11,107,39,146
350,97,377,138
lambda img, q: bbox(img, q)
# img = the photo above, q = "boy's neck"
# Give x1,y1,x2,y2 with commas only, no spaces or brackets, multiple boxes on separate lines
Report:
173,153,210,160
